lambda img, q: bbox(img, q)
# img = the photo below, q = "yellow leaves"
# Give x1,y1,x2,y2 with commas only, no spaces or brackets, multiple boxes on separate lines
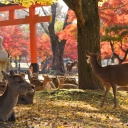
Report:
13,0,55,8
0,1,10,5
57,126,65,128
1,89,128,127
54,20,64,34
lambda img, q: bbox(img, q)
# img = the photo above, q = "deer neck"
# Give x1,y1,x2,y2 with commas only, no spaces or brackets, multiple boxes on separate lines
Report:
58,81,63,89
43,80,49,87
90,58,102,76
0,85,18,116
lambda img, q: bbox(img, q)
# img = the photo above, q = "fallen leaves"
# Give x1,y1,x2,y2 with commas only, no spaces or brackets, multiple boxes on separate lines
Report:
0,89,128,128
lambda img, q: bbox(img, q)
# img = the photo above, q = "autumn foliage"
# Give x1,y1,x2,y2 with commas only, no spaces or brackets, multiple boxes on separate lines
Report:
0,25,52,62
57,0,128,60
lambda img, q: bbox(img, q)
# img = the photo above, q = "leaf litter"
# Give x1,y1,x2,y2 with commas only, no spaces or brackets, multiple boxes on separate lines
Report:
0,89,128,128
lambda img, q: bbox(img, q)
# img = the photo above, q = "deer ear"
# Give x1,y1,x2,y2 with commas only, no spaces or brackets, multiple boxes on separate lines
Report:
1,71,9,79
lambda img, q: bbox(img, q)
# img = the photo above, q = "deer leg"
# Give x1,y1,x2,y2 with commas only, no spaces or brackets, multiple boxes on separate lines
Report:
111,84,117,108
100,85,111,107
8,111,16,121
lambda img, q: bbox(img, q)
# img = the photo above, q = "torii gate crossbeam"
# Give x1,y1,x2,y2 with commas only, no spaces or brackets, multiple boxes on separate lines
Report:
0,3,51,73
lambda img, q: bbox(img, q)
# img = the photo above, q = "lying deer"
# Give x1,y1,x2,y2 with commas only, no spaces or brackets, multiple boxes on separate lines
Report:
117,86,128,91
28,73,44,91
9,70,35,104
42,75,56,90
86,51,128,108
57,76,78,89
64,77,78,85
0,71,35,121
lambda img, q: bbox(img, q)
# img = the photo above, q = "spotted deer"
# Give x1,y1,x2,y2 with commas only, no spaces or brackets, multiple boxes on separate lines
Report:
86,51,128,108
0,71,35,121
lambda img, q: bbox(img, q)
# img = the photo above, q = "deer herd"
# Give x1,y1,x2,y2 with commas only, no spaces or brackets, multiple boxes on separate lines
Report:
0,51,128,121
0,70,78,121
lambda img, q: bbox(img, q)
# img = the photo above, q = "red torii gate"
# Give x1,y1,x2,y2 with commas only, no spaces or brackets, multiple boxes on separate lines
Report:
0,3,51,73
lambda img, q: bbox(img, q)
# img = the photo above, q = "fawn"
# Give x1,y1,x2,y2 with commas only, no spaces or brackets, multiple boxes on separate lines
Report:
0,71,34,121
86,51,128,108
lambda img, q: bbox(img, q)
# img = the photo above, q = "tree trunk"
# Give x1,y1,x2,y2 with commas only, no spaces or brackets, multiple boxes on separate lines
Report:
64,0,102,89
47,3,69,73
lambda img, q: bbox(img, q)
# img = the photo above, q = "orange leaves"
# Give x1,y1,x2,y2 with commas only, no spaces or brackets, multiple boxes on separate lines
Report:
37,34,52,60
99,0,128,26
0,25,29,58
57,24,77,42
100,42,112,59
57,24,77,59
67,10,76,23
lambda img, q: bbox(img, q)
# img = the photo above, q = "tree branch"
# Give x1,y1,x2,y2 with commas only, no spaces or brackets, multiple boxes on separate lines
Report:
100,2,128,10
63,0,85,28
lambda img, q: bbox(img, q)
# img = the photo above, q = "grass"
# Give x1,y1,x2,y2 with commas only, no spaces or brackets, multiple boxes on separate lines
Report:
0,89,128,128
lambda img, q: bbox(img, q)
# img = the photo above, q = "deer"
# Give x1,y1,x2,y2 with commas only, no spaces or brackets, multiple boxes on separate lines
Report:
66,60,78,75
117,86,128,91
28,73,54,90
57,76,78,89
64,77,78,85
9,70,35,104
85,51,128,108
42,75,56,90
0,71,35,121
28,73,44,91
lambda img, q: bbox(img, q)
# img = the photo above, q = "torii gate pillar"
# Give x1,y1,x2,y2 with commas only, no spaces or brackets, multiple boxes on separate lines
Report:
0,4,51,73
29,7,38,73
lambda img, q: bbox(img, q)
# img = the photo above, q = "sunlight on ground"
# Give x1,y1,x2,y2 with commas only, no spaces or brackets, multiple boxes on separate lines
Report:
0,89,128,128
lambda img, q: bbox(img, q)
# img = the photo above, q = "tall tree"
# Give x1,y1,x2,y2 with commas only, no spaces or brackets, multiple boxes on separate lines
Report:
4,0,100,89
40,3,69,74
63,0,101,89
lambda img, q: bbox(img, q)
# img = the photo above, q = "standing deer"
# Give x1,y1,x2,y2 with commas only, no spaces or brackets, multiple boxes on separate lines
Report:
85,51,128,108
66,60,78,75
0,71,35,121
